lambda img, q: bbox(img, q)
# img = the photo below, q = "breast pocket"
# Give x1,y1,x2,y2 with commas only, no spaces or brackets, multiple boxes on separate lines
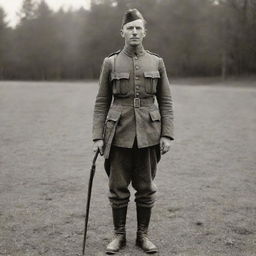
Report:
111,72,130,95
144,71,160,94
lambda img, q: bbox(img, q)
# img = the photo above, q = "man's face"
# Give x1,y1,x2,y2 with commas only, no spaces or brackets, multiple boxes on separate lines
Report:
121,19,146,47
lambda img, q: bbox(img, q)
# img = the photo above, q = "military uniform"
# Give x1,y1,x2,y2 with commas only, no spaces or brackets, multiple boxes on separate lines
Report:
93,45,173,208
92,8,174,255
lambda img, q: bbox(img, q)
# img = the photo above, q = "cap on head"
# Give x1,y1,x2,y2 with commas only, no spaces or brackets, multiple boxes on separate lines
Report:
121,9,145,27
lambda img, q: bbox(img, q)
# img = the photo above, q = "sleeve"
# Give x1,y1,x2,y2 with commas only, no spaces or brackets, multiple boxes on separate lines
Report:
156,57,174,140
92,57,112,141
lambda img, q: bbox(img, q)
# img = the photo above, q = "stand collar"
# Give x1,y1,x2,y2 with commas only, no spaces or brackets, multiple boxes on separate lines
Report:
122,44,146,57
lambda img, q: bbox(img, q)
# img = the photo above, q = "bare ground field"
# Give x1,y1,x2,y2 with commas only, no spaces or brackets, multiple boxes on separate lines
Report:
0,80,255,256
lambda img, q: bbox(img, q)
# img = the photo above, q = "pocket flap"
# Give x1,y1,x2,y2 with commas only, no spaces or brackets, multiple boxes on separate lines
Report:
106,110,121,122
111,72,130,81
144,71,160,79
149,110,161,121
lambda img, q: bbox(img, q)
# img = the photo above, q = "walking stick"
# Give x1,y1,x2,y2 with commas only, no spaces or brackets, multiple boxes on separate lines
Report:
82,149,100,255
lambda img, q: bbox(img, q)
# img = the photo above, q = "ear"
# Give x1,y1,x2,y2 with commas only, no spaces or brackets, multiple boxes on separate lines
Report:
120,29,125,38
143,28,147,38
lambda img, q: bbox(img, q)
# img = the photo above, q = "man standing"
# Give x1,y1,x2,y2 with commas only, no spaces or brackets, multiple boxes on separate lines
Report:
92,9,174,254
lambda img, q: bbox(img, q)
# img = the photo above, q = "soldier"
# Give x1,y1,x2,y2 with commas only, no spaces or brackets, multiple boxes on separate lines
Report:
92,9,174,254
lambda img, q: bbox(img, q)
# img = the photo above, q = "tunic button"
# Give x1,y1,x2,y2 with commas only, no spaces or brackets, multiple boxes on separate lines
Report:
135,56,138,60
136,86,139,89
135,66,139,70
136,92,139,96
135,77,139,80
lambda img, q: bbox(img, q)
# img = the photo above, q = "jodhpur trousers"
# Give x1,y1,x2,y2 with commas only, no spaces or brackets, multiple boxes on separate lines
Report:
104,140,160,209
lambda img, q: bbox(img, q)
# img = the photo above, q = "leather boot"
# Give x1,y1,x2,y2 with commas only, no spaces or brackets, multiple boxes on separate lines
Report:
106,207,127,254
136,206,158,254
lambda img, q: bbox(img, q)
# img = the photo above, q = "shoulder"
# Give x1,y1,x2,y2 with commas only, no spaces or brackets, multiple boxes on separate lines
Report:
146,50,161,58
107,49,121,58
103,50,121,65
146,50,165,69
146,50,163,66
101,50,121,70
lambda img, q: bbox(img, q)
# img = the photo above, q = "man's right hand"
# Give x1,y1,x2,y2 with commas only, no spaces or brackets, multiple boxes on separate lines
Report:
93,139,104,156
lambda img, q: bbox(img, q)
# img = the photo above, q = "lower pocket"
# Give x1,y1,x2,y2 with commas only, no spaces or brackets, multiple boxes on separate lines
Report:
103,109,121,159
149,110,161,122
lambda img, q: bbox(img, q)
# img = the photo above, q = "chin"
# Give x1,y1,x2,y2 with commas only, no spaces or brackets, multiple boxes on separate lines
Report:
129,42,140,46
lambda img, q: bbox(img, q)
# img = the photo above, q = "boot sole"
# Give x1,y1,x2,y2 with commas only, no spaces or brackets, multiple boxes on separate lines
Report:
136,245,158,254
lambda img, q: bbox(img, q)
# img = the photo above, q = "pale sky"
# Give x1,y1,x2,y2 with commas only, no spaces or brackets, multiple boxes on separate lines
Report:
0,0,91,27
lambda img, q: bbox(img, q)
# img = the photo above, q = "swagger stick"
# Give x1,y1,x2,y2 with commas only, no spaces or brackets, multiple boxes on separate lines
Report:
82,149,99,255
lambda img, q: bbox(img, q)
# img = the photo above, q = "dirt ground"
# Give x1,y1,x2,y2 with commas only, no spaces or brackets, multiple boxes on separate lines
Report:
0,80,255,256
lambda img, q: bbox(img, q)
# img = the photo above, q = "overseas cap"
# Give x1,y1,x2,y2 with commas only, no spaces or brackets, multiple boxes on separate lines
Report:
121,9,145,27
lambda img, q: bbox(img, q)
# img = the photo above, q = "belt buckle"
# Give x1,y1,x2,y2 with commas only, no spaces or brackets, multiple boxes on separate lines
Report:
134,98,140,108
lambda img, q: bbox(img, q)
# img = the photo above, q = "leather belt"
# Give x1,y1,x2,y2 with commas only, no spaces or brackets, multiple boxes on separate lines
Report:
113,97,154,108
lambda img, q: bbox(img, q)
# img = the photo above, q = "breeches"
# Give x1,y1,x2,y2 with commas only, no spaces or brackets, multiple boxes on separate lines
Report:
105,140,160,209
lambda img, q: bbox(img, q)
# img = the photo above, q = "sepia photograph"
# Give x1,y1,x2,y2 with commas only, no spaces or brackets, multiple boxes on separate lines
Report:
0,0,255,255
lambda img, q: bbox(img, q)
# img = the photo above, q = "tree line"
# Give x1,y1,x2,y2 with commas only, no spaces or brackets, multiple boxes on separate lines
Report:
0,0,256,80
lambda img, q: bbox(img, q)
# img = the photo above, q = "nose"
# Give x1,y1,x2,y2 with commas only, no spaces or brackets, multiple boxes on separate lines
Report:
132,27,137,35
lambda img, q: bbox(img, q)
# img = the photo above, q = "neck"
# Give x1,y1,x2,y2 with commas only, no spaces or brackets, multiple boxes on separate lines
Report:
123,43,145,57
125,43,143,51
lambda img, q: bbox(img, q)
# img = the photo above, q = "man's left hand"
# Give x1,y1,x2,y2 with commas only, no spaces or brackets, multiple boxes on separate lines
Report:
160,137,172,155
